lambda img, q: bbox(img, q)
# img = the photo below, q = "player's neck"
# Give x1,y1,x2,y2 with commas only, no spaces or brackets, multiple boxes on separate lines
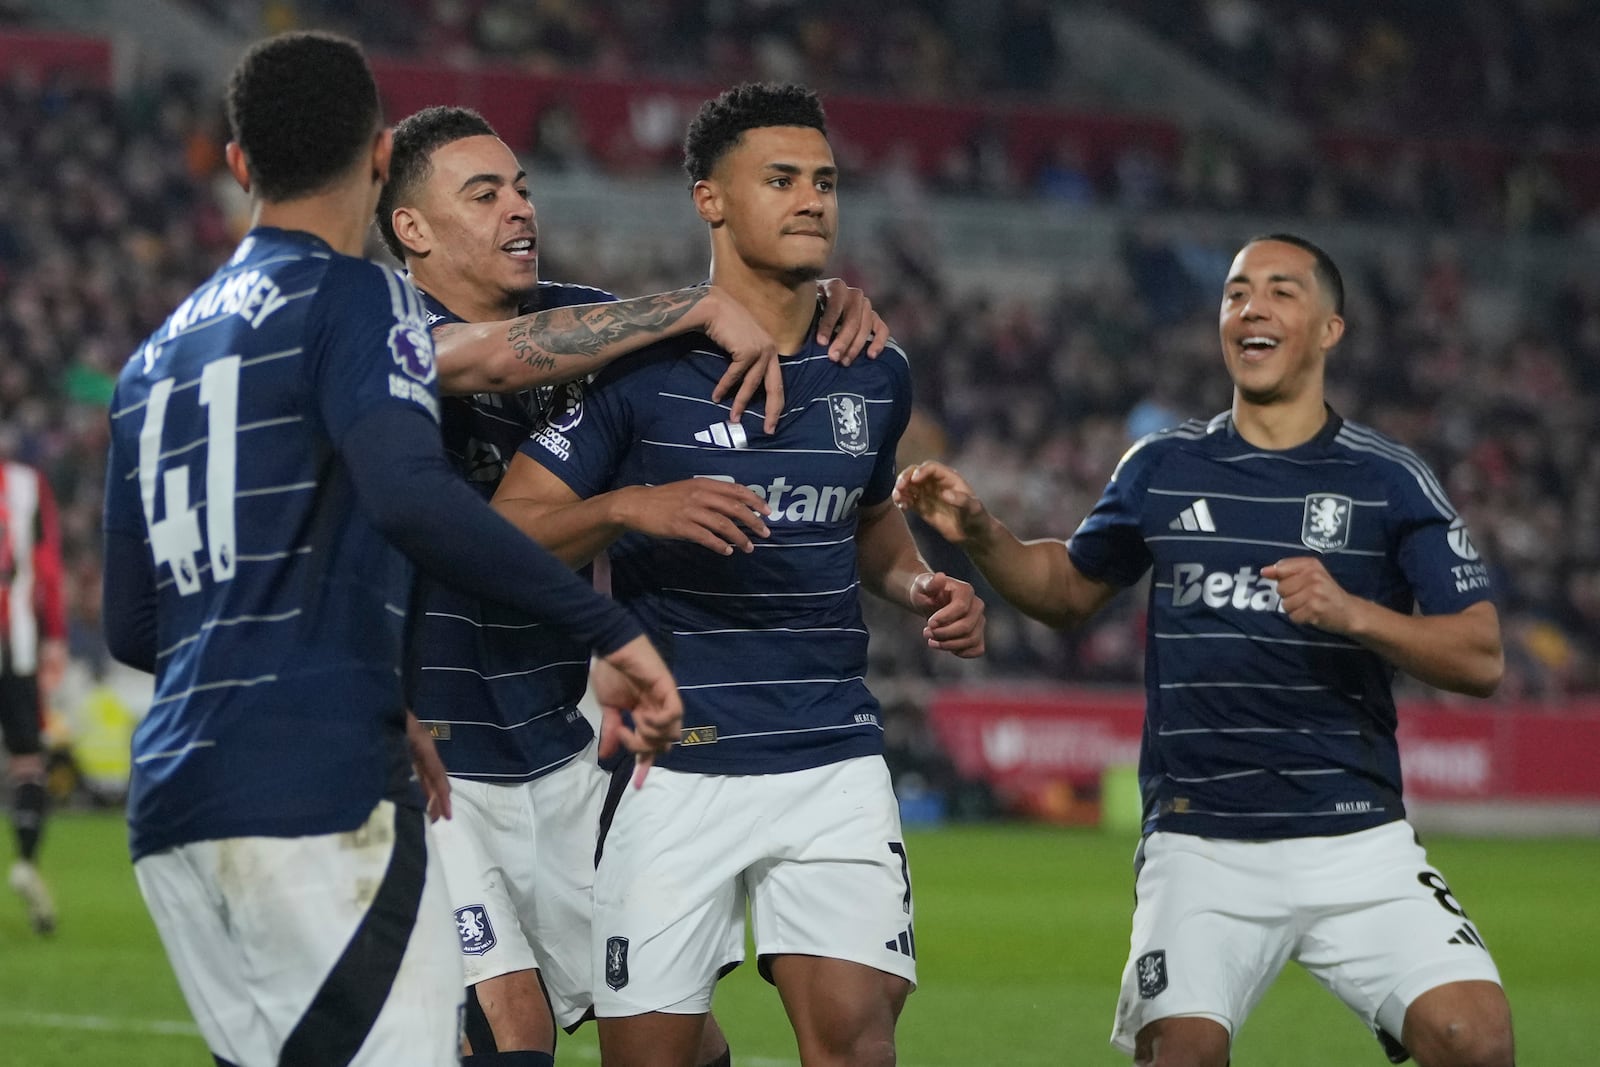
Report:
249,183,379,258
1231,392,1328,450
408,270,519,324
709,262,816,353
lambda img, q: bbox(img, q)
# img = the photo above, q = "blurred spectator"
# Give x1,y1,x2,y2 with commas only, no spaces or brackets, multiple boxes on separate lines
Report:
1035,137,1099,206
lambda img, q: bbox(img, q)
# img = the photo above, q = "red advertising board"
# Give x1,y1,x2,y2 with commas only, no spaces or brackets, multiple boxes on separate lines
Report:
366,57,1600,208
0,29,111,87
928,687,1600,808
367,57,1181,178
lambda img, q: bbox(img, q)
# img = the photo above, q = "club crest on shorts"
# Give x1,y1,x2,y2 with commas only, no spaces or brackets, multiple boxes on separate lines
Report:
605,936,630,990
1301,493,1352,552
454,905,496,956
828,393,869,456
1136,950,1168,999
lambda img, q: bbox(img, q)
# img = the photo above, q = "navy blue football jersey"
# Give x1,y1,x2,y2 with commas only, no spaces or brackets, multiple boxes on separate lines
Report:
1068,410,1494,840
106,228,439,859
411,281,613,781
520,329,913,774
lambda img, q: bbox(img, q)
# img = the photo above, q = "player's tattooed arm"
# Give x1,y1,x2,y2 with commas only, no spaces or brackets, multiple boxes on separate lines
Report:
433,285,786,426
434,287,707,390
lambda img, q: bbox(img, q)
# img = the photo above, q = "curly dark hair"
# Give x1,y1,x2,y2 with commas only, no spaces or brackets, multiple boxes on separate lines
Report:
375,106,498,262
1246,232,1346,315
225,32,381,203
682,83,827,185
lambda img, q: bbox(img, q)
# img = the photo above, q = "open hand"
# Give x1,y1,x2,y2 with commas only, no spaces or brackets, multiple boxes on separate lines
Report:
702,286,784,433
893,461,990,546
816,278,889,365
615,478,771,555
594,635,684,787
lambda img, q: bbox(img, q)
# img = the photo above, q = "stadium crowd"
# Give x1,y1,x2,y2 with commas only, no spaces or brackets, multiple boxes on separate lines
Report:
187,0,1600,141
1122,0,1600,139
167,0,1600,234
3,58,1597,710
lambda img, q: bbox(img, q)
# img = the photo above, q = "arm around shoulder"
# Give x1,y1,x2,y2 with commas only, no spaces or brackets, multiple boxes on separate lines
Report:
432,285,771,397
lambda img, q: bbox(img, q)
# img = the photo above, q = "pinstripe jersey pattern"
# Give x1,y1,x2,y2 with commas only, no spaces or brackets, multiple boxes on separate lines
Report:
106,228,439,858
1068,410,1493,839
410,283,614,781
522,326,913,775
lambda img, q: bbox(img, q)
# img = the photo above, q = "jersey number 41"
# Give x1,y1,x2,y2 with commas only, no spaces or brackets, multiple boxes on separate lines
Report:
136,356,241,595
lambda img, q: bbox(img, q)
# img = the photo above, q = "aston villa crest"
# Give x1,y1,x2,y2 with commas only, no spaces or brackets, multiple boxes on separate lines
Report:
454,905,496,956
1301,493,1352,552
829,392,868,456
1136,950,1167,999
605,936,630,990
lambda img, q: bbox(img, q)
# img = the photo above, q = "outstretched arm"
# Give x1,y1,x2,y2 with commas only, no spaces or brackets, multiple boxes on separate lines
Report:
893,461,1118,630
855,497,986,658
1263,558,1504,697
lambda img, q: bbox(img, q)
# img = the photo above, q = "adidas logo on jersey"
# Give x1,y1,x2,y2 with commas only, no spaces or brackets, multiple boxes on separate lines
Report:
695,421,749,449
1448,923,1487,948
1169,499,1216,532
1171,563,1283,612
698,474,863,523
679,725,719,746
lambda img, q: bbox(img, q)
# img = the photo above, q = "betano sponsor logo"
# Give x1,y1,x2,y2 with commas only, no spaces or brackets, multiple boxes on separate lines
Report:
1171,563,1283,611
698,474,863,522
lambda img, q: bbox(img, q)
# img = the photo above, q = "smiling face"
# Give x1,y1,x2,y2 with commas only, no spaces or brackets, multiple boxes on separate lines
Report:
695,124,837,286
1218,239,1345,411
393,134,536,317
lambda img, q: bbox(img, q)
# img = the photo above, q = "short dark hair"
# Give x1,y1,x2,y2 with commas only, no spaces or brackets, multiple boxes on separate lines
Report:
226,32,382,203
1246,232,1345,315
375,106,499,262
683,83,827,184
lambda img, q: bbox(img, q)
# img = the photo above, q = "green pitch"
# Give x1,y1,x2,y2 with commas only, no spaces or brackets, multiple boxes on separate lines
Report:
2,813,1595,1065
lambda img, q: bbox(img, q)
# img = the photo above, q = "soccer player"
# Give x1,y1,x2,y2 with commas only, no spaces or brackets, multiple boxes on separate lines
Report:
100,33,681,1067
894,234,1514,1067
375,104,882,1067
492,83,988,1067
0,453,67,934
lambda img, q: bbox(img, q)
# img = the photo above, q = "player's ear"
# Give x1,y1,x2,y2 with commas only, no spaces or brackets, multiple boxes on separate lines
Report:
372,127,394,186
692,179,724,226
1319,311,1345,354
391,204,431,256
224,142,251,194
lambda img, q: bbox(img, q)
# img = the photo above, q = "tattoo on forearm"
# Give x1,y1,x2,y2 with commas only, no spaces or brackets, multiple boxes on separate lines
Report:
504,289,708,371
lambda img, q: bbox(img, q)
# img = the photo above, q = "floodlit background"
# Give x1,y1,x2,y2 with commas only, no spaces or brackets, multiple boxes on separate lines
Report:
1,1,1597,1062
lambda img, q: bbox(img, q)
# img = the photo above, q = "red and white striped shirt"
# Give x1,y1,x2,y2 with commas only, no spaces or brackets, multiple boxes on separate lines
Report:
0,461,66,675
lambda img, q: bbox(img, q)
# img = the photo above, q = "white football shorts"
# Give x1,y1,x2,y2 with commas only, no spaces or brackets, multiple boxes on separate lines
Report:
591,755,918,1018
135,799,464,1067
430,739,614,1028
1110,820,1503,1055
